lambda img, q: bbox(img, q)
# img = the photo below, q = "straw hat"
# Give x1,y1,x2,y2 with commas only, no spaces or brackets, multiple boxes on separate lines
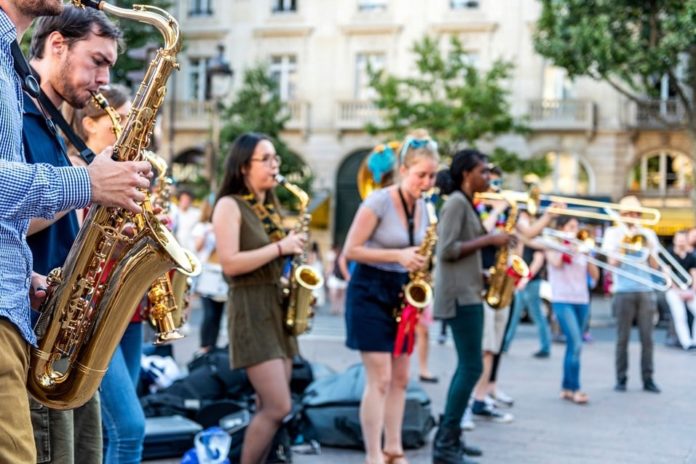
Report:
618,195,642,209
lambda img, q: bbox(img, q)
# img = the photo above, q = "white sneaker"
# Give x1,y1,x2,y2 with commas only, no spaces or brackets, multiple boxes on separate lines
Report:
460,406,475,431
472,401,514,424
491,390,514,408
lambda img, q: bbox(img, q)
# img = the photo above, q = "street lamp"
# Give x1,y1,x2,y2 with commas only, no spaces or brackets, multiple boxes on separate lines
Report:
205,43,233,191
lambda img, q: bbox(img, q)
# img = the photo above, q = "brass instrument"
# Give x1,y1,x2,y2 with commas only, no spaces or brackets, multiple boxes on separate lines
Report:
275,174,324,335
605,209,692,290
401,190,438,312
91,92,194,344
29,1,199,409
484,194,529,309
357,141,400,199
476,190,661,226
540,228,672,291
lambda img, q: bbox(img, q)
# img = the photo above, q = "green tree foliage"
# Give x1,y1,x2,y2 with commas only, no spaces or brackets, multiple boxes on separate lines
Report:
367,36,547,176
218,63,313,210
534,0,696,139
111,0,173,87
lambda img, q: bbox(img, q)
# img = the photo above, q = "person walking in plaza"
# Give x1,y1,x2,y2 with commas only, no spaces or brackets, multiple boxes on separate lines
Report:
663,230,696,350
432,149,515,464
545,217,599,404
213,133,306,464
343,130,439,464
602,195,661,393
192,195,228,354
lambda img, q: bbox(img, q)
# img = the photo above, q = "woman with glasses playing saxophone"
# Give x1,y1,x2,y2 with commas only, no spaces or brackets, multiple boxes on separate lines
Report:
343,129,439,464
65,84,148,463
213,133,306,464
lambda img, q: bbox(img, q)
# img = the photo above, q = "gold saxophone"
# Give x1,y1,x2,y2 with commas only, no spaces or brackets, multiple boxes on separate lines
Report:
28,1,199,409
92,92,194,344
484,197,529,309
400,190,438,313
275,175,324,336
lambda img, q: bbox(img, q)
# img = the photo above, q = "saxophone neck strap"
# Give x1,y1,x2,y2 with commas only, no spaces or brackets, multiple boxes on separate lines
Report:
398,187,415,247
10,40,96,165
241,193,286,243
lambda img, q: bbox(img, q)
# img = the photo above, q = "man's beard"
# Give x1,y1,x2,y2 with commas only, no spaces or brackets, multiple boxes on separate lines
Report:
55,56,90,109
17,0,63,18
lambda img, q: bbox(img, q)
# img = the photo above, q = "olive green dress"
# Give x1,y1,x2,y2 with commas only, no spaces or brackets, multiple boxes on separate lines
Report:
226,195,299,369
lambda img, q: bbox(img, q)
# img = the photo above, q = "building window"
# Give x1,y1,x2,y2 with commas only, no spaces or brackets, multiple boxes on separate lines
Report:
273,0,297,13
451,0,480,9
187,57,210,101
542,65,573,100
270,55,298,101
628,150,693,196
358,0,387,12
188,0,213,16
538,151,592,195
355,53,385,100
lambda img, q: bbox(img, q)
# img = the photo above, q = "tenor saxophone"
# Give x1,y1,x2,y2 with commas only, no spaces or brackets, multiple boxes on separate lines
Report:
28,1,198,409
275,175,324,336
92,92,195,344
484,197,529,309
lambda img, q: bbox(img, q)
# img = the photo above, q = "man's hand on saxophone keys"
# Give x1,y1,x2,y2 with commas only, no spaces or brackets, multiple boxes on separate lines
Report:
87,146,153,213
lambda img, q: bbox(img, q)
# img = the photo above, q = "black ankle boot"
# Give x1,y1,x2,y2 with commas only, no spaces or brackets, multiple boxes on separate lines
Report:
432,417,479,464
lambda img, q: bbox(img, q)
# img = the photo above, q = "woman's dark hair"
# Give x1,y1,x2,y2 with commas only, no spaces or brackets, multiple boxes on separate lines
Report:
30,5,123,60
217,132,273,201
435,168,455,195
444,149,488,194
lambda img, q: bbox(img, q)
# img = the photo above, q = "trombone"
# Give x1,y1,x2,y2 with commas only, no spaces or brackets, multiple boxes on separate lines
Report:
603,208,693,290
475,189,661,226
538,228,672,292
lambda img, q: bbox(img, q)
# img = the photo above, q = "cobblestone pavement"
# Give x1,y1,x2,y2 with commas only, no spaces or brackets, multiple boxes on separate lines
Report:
147,296,696,464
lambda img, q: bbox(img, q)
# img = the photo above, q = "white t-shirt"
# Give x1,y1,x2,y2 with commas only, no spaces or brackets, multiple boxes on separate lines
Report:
191,222,215,262
173,205,201,250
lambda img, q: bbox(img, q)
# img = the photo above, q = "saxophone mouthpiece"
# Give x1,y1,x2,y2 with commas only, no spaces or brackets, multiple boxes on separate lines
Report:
275,174,287,184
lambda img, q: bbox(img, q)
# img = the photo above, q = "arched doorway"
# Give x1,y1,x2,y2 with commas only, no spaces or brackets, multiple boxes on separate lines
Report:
333,148,370,246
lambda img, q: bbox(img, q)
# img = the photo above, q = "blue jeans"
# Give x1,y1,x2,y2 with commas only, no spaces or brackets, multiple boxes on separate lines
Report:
100,322,146,464
553,302,588,391
504,280,549,353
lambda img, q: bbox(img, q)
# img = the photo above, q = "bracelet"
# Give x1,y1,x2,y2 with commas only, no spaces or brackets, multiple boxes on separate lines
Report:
276,242,283,257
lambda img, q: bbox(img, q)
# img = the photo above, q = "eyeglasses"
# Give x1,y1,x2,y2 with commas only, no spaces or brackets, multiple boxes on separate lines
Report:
250,154,282,166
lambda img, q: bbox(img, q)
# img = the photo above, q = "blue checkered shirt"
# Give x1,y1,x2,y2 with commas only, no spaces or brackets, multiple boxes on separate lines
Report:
0,9,92,346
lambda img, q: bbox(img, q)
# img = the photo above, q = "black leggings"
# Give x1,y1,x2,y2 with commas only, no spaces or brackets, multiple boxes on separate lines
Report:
200,296,225,349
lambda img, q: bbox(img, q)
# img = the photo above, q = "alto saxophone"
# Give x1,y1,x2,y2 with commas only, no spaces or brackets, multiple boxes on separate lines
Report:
92,92,194,344
401,189,438,313
29,1,199,409
275,175,324,336
484,196,529,309
393,190,438,356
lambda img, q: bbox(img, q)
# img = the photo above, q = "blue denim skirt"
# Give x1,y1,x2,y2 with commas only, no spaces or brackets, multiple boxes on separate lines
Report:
345,263,409,352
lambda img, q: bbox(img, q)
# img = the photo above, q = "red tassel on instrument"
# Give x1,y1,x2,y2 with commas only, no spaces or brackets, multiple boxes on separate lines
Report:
393,304,419,356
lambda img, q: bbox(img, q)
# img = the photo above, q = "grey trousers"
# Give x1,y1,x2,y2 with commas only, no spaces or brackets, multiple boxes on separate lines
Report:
614,291,656,383
31,392,102,464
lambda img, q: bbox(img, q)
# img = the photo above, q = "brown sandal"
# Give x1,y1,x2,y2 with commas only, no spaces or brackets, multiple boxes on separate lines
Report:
560,390,574,401
383,450,408,464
